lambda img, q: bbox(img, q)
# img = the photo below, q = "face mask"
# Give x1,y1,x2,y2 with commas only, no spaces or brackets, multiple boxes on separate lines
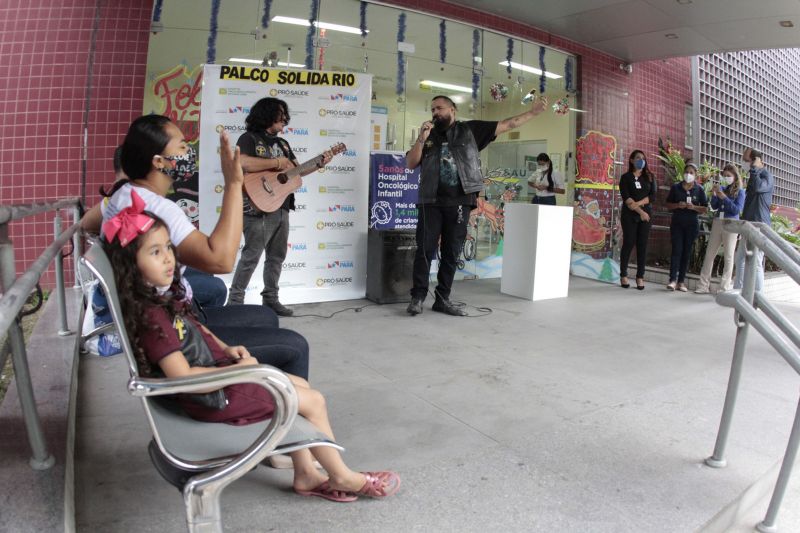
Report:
160,146,197,180
684,173,696,184
537,164,548,172
720,175,733,186
633,159,646,170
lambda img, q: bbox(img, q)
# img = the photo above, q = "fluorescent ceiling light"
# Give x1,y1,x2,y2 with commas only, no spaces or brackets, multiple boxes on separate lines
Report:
419,80,473,93
228,57,306,68
569,108,586,113
272,15,368,35
499,61,562,79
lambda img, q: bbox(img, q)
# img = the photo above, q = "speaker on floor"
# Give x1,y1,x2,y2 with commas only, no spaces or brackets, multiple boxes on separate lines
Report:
366,229,417,304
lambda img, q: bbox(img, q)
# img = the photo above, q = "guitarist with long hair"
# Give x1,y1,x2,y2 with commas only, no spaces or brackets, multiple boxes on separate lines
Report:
228,97,331,316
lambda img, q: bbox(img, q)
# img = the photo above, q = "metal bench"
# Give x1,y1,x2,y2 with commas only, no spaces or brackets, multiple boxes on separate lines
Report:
80,240,342,533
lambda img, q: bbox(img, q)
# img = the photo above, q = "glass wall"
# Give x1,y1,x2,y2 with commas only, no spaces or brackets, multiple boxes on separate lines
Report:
144,0,577,273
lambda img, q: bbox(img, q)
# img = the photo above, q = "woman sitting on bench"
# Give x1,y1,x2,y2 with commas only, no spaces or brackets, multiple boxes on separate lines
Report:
101,194,400,502
81,115,310,384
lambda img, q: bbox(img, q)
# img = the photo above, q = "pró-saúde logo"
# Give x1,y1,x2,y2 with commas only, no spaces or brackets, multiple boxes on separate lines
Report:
316,276,353,287
328,204,356,213
319,108,357,118
287,242,307,251
214,184,224,193
318,185,355,194
295,204,307,210
283,127,309,136
327,260,354,269
215,124,246,133
316,221,355,230
293,146,308,154
324,165,356,173
270,88,310,98
282,261,306,271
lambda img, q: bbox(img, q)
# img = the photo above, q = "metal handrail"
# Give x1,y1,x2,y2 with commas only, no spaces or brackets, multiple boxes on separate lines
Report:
0,198,82,471
706,218,800,533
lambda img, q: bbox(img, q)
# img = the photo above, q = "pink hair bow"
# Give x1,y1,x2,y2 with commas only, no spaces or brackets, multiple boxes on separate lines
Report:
103,189,155,247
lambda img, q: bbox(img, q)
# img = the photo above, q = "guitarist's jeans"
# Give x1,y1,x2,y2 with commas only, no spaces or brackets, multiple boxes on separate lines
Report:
229,209,290,305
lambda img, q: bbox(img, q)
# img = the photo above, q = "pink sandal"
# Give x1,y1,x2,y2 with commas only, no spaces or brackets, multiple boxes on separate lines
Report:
355,471,401,498
294,481,358,502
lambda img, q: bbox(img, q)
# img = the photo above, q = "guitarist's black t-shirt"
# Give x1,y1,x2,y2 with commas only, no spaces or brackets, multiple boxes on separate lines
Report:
237,131,298,214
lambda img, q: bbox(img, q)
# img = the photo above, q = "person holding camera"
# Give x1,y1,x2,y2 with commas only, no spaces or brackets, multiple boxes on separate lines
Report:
695,164,745,294
733,148,774,291
665,162,708,292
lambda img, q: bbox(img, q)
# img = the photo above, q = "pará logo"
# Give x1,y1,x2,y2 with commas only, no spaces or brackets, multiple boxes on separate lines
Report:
228,106,250,113
287,242,307,251
327,260,354,269
328,205,355,213
330,94,357,102
342,149,357,157
283,127,309,136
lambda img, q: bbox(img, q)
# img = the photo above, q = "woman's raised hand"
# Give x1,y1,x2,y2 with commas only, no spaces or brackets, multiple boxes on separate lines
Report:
219,130,243,187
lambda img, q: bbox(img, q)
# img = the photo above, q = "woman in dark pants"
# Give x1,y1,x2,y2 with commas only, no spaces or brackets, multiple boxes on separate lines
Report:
618,150,656,290
665,162,708,292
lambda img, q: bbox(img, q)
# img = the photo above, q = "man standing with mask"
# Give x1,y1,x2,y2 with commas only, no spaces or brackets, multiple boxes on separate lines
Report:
405,94,546,316
733,147,774,291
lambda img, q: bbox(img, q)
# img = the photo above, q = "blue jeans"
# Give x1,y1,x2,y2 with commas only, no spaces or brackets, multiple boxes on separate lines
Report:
183,267,227,307
198,304,310,380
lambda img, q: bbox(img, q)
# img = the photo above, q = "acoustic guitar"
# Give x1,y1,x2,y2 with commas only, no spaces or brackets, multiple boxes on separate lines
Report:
243,142,347,213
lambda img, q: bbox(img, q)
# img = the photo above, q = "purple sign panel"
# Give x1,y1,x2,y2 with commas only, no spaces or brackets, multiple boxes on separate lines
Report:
369,152,420,230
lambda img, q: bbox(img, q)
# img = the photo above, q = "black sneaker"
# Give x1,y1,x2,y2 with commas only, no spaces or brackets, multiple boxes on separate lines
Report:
406,299,423,316
265,301,293,317
432,298,467,316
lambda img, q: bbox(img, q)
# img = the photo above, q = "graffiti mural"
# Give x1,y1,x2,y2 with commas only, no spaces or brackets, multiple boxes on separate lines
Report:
571,131,620,283
145,63,203,224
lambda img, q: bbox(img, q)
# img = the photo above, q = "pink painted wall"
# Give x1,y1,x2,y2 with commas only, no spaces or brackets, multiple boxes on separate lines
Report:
0,1,152,287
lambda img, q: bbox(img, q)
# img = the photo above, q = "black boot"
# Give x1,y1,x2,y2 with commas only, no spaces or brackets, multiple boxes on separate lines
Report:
265,300,293,317
432,297,467,316
406,298,423,316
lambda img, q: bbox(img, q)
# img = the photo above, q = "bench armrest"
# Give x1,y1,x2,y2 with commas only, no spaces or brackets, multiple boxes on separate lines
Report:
129,364,300,483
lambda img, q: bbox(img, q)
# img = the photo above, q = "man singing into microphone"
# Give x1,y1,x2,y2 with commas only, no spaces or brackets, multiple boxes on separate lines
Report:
405,94,546,316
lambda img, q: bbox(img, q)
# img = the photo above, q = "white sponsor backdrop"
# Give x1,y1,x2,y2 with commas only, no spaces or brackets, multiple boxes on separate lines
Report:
198,65,371,304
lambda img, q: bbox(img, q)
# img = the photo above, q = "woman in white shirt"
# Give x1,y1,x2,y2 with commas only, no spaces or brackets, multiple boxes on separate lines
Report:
528,153,565,205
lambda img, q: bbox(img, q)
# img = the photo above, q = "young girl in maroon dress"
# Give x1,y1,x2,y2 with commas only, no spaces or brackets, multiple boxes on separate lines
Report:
102,189,400,502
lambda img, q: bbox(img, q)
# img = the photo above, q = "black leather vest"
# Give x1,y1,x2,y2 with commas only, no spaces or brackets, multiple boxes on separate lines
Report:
418,121,484,204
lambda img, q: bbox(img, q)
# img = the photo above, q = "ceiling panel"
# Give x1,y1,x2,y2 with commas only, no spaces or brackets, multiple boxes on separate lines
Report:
431,0,800,62
546,1,674,43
